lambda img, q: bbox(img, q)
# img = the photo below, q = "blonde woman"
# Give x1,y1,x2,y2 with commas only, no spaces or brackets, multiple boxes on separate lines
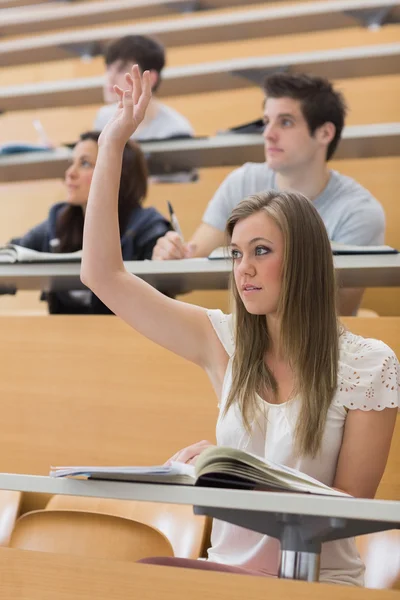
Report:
81,67,399,585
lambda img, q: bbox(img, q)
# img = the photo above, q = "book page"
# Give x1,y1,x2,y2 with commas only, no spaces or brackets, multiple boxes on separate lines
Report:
49,462,196,485
195,446,350,496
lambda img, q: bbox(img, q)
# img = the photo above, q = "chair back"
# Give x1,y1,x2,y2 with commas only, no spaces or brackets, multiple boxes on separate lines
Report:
9,509,174,561
0,491,22,546
46,495,208,558
356,530,400,589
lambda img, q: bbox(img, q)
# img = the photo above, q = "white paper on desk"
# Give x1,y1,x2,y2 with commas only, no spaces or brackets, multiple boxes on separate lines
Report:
49,462,196,485
0,244,82,264
331,242,398,255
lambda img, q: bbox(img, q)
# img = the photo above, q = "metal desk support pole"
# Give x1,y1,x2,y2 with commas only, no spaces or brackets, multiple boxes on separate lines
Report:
279,550,320,581
194,504,399,583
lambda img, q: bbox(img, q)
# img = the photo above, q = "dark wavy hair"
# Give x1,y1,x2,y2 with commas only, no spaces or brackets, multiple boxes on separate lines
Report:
264,73,347,161
56,131,148,252
105,35,165,92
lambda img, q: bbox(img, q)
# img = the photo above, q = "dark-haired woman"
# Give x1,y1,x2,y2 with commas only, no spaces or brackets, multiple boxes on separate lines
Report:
10,131,170,314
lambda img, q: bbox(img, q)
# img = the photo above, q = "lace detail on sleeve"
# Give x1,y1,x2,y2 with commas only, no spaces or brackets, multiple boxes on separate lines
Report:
206,309,235,357
334,333,399,411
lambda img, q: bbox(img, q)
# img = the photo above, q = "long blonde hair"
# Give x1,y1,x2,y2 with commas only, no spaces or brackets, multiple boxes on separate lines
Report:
225,191,339,457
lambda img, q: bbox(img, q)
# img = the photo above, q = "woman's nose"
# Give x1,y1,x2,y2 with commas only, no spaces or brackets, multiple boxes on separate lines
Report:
238,256,256,276
65,163,77,178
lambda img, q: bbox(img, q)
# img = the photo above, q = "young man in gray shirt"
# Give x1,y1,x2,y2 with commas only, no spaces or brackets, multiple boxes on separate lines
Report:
152,73,385,315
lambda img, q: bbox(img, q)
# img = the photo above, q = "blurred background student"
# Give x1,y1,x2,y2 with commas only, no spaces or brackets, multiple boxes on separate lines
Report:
94,35,194,142
9,131,171,314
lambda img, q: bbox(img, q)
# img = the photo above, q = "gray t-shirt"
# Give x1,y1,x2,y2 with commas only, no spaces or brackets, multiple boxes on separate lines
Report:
94,102,194,140
203,162,385,245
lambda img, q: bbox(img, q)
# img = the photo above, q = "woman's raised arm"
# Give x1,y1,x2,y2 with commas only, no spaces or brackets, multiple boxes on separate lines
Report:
81,66,224,370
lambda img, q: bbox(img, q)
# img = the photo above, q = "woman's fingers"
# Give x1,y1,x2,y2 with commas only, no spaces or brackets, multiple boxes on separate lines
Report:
135,70,152,122
165,440,213,465
114,67,150,126
113,85,124,108
131,64,142,106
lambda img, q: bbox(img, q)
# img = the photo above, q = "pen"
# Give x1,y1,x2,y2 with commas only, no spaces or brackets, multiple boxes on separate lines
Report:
167,201,184,241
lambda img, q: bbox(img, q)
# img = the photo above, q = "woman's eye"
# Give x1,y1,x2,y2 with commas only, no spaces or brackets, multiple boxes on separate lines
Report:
282,119,293,127
230,249,241,260
255,246,270,256
81,160,92,168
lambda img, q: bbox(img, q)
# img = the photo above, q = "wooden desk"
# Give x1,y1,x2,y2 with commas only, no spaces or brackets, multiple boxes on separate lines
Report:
0,0,283,36
1,472,399,581
1,42,399,109
0,0,202,37
1,124,398,183
0,548,395,600
0,255,399,295
2,0,398,63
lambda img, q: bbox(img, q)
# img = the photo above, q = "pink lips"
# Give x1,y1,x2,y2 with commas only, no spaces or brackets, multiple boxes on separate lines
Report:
242,285,262,294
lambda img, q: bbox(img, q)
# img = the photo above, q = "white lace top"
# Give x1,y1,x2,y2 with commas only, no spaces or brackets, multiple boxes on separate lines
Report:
206,310,400,586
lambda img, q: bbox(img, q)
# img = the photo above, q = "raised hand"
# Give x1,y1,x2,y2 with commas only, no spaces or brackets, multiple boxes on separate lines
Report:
98,64,152,148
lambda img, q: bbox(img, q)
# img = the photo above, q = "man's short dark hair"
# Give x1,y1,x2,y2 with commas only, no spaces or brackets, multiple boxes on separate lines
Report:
105,35,165,92
263,73,347,161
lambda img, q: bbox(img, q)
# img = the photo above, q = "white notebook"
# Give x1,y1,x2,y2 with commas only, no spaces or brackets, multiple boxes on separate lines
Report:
0,244,82,264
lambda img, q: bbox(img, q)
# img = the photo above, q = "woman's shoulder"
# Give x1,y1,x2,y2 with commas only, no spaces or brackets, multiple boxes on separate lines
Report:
206,309,235,357
339,329,398,365
334,329,399,411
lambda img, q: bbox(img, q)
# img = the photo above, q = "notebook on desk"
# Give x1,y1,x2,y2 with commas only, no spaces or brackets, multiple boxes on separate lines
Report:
330,243,398,255
0,143,53,156
50,446,349,497
208,244,398,260
0,245,82,264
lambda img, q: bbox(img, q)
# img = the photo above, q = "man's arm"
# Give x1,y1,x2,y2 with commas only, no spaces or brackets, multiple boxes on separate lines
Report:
334,196,385,315
151,223,225,260
189,223,226,257
152,166,245,260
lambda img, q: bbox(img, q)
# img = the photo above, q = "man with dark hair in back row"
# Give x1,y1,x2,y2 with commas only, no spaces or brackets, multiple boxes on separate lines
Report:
153,73,385,315
94,35,194,141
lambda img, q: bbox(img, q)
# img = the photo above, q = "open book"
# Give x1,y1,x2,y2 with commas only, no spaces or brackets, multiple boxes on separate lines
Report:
50,446,349,497
208,243,398,260
0,245,82,264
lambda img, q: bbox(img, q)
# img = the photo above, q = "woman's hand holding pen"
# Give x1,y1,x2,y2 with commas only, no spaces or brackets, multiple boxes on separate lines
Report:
98,65,152,149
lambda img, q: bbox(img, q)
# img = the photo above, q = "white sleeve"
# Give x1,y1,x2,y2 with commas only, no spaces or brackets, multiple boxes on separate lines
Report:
334,336,399,411
334,202,386,246
206,309,235,357
202,166,247,232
